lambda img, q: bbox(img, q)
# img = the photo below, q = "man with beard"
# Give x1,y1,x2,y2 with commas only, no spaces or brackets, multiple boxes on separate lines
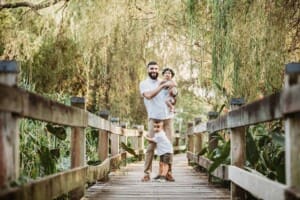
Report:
139,61,176,182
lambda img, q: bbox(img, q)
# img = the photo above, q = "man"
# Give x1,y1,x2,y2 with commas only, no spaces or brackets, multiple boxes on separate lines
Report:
139,61,176,182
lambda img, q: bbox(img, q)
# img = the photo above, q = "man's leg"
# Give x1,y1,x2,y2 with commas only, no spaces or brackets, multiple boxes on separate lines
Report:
163,118,174,142
162,120,175,181
142,119,155,181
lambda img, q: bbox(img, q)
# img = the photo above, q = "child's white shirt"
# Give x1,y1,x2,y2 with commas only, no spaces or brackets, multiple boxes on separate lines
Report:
153,130,173,156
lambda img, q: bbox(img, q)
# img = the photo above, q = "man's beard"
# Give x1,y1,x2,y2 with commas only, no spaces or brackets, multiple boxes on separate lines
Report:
148,72,158,80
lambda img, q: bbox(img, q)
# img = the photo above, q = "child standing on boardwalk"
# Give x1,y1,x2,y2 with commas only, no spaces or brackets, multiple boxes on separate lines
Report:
144,119,174,182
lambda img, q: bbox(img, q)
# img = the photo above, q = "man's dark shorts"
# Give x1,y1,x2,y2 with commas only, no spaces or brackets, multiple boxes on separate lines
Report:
160,153,173,164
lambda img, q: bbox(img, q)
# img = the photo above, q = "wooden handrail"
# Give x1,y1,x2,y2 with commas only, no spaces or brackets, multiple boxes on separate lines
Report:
0,60,185,200
0,61,146,199
186,63,300,200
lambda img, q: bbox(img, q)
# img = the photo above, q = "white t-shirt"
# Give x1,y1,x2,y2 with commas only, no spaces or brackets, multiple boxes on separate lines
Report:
139,77,172,120
153,131,173,156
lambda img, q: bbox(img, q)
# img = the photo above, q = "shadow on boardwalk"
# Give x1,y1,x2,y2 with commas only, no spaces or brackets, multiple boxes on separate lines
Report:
84,154,230,200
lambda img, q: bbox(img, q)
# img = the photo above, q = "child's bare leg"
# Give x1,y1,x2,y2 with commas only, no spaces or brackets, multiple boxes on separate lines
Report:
161,162,169,177
159,162,163,175
166,100,175,112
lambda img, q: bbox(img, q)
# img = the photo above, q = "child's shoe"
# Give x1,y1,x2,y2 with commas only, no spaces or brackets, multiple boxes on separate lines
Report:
159,176,166,183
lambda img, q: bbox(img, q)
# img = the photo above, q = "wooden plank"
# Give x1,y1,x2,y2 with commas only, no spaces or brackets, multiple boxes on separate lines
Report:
206,93,283,132
71,127,85,167
88,113,110,130
121,128,140,137
193,122,207,134
111,134,120,156
229,101,246,199
198,156,211,169
173,145,186,151
207,115,227,133
110,125,122,135
186,126,193,136
186,151,194,161
198,156,228,180
87,158,110,183
282,84,300,115
0,70,19,190
0,83,87,127
98,130,109,162
228,92,282,128
214,165,228,180
284,67,300,190
0,167,87,200
85,154,230,200
110,154,123,170
228,166,287,200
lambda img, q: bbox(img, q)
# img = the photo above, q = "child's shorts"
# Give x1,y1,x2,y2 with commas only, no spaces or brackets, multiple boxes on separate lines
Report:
160,153,173,164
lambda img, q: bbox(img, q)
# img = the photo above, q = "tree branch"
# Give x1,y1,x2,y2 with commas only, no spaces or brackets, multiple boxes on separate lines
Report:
0,0,68,10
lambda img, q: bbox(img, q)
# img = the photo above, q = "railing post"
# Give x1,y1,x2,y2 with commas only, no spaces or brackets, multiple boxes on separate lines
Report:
230,98,246,200
70,97,86,200
0,60,19,190
137,125,144,161
119,122,127,166
207,111,218,183
98,110,109,163
194,117,202,155
187,121,194,164
207,111,218,153
174,130,180,154
284,62,300,199
111,130,120,157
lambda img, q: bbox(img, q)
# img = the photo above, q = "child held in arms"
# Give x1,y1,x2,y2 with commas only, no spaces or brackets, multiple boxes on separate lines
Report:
161,68,178,113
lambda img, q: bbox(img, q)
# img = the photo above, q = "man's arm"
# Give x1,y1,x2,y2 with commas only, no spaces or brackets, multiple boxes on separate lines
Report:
142,81,176,100
142,84,165,100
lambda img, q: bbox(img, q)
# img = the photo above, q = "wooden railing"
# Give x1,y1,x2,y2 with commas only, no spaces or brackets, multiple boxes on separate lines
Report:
0,60,184,200
186,63,300,200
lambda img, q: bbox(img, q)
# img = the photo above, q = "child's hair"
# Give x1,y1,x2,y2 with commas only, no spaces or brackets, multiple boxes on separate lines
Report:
162,68,175,77
153,119,162,124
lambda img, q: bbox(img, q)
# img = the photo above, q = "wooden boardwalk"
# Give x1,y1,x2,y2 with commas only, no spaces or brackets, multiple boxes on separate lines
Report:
84,154,230,200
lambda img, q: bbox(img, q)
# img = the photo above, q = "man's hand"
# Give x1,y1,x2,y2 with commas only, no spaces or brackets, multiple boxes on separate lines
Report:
162,80,176,88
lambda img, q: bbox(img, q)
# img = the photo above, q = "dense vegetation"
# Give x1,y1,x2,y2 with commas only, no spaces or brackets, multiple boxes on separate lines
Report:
1,0,299,184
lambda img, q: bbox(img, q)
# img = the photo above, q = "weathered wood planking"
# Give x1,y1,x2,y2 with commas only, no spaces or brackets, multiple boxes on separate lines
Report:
187,153,228,181
0,83,87,127
282,84,300,115
193,122,207,134
88,112,110,130
121,128,141,137
228,166,287,200
173,145,186,152
0,155,126,200
0,83,146,133
0,70,19,189
0,166,87,200
84,154,230,200
87,159,110,183
207,115,227,133
202,89,299,134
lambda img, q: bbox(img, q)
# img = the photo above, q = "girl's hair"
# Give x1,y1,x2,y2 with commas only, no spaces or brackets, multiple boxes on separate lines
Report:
162,68,175,77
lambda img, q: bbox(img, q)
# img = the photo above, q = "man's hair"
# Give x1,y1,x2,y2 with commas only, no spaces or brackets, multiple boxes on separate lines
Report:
147,61,158,68
162,68,175,77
